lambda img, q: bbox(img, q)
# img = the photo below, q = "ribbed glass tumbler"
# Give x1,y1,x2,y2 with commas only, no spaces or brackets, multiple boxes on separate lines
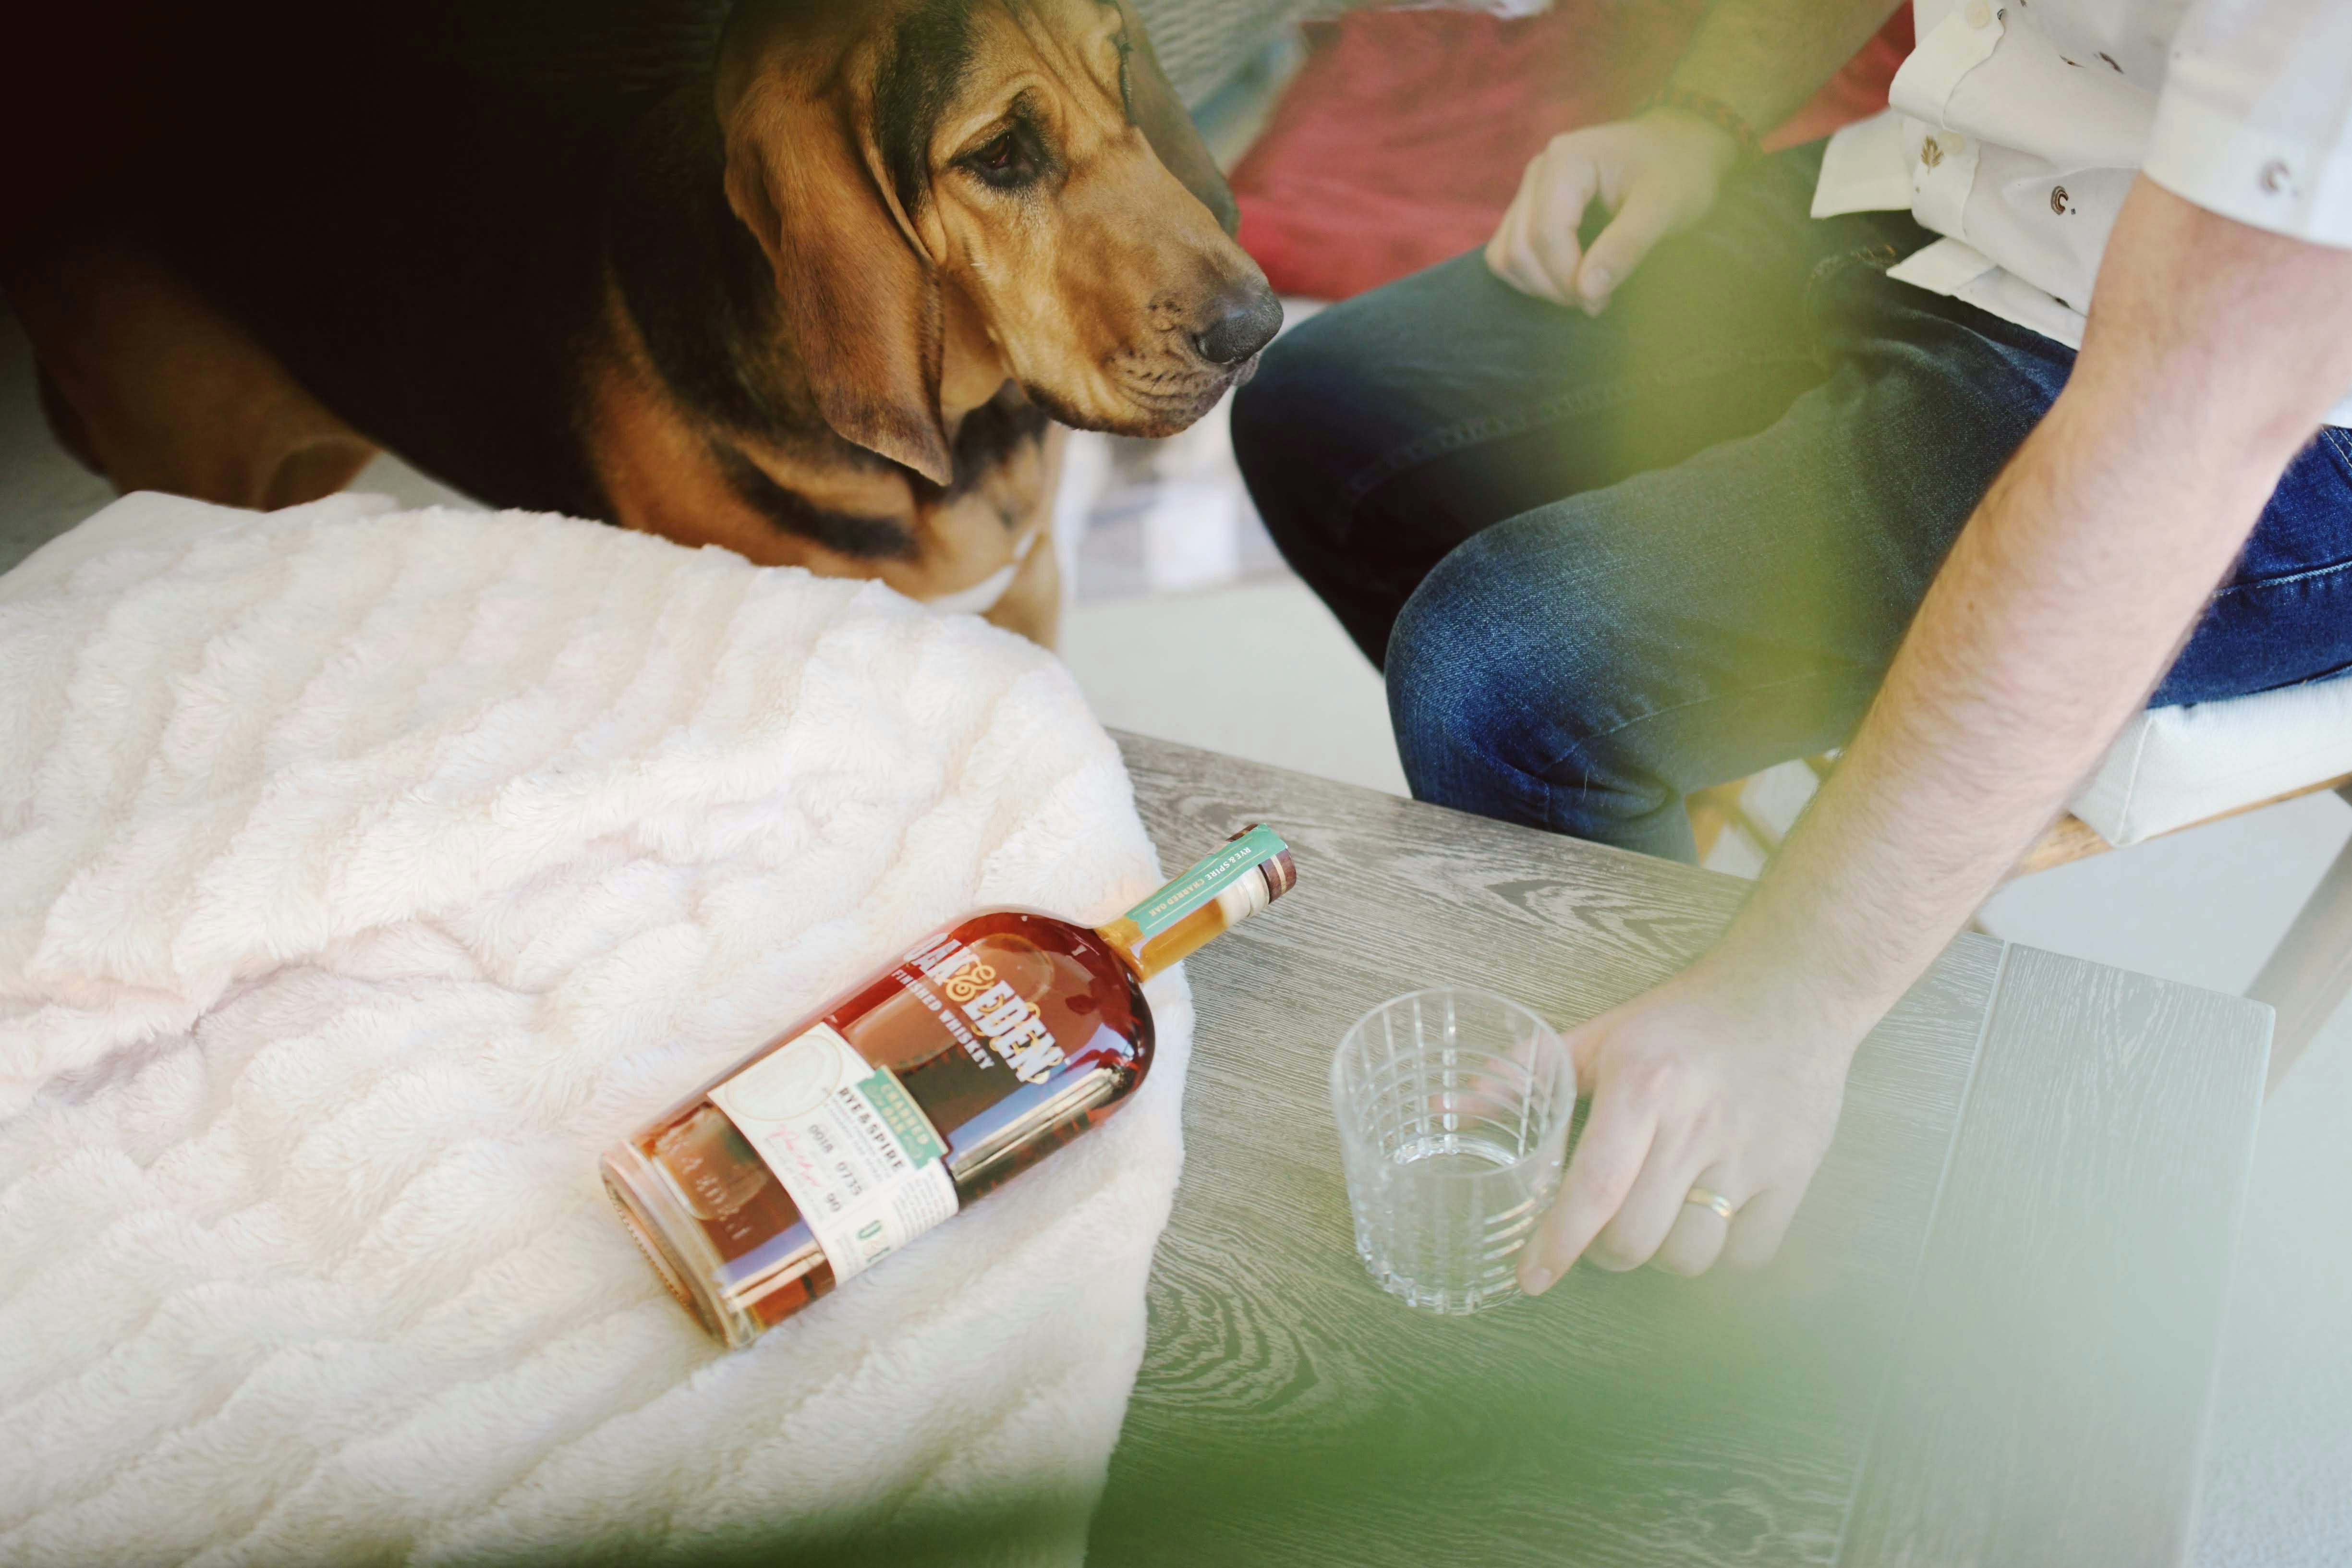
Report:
1331,988,1574,1314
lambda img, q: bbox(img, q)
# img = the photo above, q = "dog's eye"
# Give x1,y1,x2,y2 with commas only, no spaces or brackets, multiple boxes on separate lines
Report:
963,127,1041,192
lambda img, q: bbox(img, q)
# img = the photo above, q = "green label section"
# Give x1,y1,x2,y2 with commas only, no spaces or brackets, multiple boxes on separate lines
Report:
856,1067,948,1168
1126,825,1290,939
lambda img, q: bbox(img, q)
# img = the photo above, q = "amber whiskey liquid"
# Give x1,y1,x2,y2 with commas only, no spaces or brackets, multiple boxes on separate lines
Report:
603,825,1295,1347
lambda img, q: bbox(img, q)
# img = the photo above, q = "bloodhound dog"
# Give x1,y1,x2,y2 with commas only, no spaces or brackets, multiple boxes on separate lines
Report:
4,0,1281,644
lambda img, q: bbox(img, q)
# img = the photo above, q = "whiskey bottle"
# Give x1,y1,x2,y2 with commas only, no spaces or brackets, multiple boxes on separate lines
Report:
602,825,1296,1348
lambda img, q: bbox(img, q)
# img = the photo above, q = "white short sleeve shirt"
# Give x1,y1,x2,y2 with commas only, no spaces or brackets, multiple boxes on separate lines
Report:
1813,0,2352,425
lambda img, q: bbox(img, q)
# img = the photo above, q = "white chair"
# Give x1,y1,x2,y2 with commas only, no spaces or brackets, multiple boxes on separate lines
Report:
1691,678,2352,1086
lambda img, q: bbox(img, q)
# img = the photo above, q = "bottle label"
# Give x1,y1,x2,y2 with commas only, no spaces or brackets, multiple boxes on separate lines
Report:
1124,824,1292,939
708,1023,958,1286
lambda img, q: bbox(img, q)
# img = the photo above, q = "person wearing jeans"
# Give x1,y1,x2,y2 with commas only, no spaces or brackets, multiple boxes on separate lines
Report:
1233,0,2352,1293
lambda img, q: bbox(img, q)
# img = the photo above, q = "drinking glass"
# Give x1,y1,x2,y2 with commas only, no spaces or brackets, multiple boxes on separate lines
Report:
1331,987,1574,1314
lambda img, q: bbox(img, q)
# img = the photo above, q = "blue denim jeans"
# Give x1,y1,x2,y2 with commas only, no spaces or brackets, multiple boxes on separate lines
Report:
1233,142,2352,862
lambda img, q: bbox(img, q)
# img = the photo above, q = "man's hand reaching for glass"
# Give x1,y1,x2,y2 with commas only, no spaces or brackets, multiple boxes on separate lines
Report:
1515,956,1863,1294
1513,175,2352,1297
1485,109,1743,315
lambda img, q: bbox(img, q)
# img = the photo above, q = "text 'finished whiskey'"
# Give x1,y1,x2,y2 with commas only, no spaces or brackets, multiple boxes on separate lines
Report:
602,825,1297,1348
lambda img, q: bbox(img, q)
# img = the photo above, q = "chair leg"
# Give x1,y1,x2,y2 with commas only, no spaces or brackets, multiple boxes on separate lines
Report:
2246,785,2352,1090
1687,783,1742,865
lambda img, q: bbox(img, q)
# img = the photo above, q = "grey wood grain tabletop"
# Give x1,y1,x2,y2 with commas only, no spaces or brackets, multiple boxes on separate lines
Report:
1090,731,2270,1568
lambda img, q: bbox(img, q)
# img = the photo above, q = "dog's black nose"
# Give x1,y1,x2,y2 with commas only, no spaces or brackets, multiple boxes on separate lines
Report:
1193,288,1284,366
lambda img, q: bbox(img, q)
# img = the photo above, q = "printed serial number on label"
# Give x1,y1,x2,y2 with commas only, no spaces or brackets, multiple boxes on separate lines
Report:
708,1023,958,1283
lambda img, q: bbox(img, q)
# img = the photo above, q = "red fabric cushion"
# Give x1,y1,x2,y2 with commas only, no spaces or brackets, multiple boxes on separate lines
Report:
1231,4,1915,301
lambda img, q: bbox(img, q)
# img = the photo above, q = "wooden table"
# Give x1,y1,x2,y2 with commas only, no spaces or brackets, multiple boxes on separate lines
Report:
1091,732,2270,1568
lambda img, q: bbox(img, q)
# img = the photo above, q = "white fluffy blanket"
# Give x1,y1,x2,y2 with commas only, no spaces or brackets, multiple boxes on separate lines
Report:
0,492,1188,1566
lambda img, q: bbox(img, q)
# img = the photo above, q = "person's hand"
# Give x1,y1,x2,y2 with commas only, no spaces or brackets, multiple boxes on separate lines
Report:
1485,108,1743,316
1517,956,1864,1294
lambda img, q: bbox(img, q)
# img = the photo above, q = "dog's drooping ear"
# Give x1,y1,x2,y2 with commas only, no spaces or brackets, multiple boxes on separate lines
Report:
1115,0,1240,236
723,70,954,485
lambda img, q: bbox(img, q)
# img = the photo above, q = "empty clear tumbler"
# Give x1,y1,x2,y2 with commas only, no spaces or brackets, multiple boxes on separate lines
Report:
1331,988,1574,1314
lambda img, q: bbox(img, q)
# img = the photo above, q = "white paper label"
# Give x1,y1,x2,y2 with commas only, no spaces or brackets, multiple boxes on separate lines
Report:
708,1023,958,1285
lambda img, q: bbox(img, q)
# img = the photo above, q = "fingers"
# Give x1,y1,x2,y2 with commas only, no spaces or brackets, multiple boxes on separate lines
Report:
1453,1029,1554,1123
1652,1200,1731,1277
1588,1132,1709,1273
1519,973,1840,1295
1488,162,1571,306
1722,1177,1808,1272
1516,1077,1654,1296
1484,162,1534,293
1650,1164,1756,1277
1488,115,1732,315
1486,138,1598,307
1524,145,1599,307
1561,1012,1611,1098
1575,183,1681,314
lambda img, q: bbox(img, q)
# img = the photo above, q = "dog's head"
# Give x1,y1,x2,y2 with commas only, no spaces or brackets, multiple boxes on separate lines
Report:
716,0,1281,484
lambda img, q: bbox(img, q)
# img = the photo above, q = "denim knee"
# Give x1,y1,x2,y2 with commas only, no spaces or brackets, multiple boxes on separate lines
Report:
1385,517,1674,845
1386,525,1559,822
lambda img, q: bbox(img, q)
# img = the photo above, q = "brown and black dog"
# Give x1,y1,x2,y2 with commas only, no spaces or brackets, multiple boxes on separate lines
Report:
5,0,1280,642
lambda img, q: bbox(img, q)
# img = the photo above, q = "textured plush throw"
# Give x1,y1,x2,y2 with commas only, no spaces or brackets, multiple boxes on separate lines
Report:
0,493,1189,1566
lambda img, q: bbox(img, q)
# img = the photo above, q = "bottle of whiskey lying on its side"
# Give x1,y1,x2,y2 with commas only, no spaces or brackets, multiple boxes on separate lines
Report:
602,825,1297,1348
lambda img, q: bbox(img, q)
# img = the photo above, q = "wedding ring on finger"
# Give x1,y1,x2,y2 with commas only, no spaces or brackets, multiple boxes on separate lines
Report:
1684,1186,1737,1223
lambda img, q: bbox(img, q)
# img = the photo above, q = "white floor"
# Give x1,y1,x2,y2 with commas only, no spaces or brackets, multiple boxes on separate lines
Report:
1065,577,1408,796
5,306,2345,1564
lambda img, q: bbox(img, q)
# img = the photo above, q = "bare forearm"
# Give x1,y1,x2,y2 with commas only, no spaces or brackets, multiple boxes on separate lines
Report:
1708,180,2352,1035
1713,394,2273,1025
1515,181,2352,1293
1667,0,1905,134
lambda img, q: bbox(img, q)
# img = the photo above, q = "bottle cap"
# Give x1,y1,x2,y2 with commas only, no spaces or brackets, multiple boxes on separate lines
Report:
1234,823,1297,904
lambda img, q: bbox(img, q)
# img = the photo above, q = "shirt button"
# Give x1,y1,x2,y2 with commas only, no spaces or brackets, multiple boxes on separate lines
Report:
1944,134,1968,155
1965,0,1992,26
